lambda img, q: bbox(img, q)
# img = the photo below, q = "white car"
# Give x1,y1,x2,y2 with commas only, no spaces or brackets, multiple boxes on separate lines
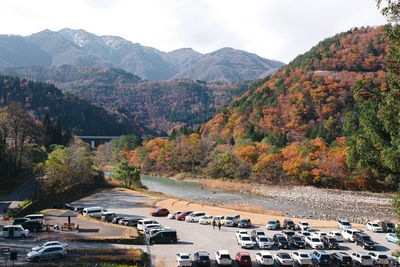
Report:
255,251,274,266
366,221,382,232
328,231,344,242
312,231,327,238
199,215,213,225
338,219,352,230
305,236,324,249
2,225,29,238
297,230,311,238
256,236,273,249
26,246,67,262
32,241,68,252
215,250,232,265
185,212,205,222
236,234,254,249
176,253,191,267
351,252,374,266
274,252,294,266
167,211,181,219
291,251,312,266
143,223,162,234
368,252,389,265
298,221,311,231
342,228,362,242
137,219,159,231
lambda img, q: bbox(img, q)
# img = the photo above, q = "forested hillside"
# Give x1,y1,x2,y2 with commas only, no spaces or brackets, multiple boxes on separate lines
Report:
124,26,396,192
0,74,146,135
2,65,252,132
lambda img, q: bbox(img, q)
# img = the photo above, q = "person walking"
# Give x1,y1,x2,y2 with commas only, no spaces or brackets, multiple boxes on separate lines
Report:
212,220,216,229
218,220,221,231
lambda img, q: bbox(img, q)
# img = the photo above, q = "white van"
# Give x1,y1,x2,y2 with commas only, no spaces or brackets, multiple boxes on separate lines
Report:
25,214,46,225
137,219,159,231
225,214,240,227
82,207,107,218
2,225,30,238
185,212,205,222
342,228,362,242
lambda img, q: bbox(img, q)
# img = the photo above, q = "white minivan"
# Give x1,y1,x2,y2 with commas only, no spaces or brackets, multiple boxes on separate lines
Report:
185,212,205,222
2,225,30,238
137,219,159,231
82,207,107,218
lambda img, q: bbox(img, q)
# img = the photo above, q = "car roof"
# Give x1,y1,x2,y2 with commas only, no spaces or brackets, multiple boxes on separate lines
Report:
196,251,209,256
178,253,190,257
259,251,272,256
217,250,229,254
314,250,329,255
356,252,370,256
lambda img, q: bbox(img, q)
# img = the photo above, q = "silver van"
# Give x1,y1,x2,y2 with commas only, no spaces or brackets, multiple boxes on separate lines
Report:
225,214,240,227
82,207,107,218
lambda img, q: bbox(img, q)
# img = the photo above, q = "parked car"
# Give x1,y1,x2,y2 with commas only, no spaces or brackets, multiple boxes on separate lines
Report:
199,215,213,225
282,229,295,238
149,229,177,244
210,215,225,225
225,214,240,227
283,219,296,230
250,229,265,240
272,234,289,249
82,207,107,218
176,211,193,221
101,212,115,222
26,246,67,262
112,216,124,224
379,221,396,232
366,221,382,232
312,231,327,238
194,251,211,266
236,252,252,266
215,250,232,266
274,252,293,266
32,241,68,252
330,252,353,267
238,219,251,228
368,252,389,265
255,251,274,266
288,235,305,248
305,236,324,249
310,250,331,265
321,236,339,249
176,252,191,267
13,217,31,225
298,221,311,231
25,214,46,225
167,211,181,219
327,231,344,242
74,207,84,214
53,203,74,210
291,251,312,266
22,220,42,232
151,208,169,217
351,252,374,266
255,236,273,249
2,225,29,238
266,220,280,230
341,228,362,242
137,219,159,231
297,230,311,238
353,232,376,250
143,223,162,234
236,231,255,249
338,219,352,230
185,212,205,222
386,233,399,243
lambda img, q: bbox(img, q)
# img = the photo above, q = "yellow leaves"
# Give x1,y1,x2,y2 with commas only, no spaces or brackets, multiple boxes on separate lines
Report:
235,145,259,164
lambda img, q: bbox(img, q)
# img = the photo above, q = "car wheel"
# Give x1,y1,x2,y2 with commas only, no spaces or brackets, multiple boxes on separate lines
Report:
56,254,63,259
33,257,40,262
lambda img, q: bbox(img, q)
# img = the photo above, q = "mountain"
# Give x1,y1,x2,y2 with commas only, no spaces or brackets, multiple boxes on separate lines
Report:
1,65,252,132
0,28,284,81
0,74,147,136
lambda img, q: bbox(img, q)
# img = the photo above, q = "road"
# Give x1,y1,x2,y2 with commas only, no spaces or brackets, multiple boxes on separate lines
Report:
0,178,36,216
71,189,398,267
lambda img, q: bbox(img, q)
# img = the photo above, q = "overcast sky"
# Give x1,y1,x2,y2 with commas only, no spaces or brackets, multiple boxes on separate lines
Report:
0,0,387,63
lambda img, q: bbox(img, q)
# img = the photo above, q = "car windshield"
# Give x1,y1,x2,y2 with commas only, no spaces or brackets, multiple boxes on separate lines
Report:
329,238,337,243
312,238,320,242
342,221,351,225
293,237,302,241
361,256,371,260
378,255,388,259
242,236,251,241
287,221,294,224
301,222,309,225
321,255,330,260
303,232,310,236
200,256,209,260
268,221,276,224
334,233,341,236
387,223,395,228
280,254,291,259
278,237,287,241
300,254,309,258
263,255,272,259
372,224,380,227
240,220,249,223
241,256,251,260
362,236,372,241
226,217,233,220
259,237,269,242
181,255,190,259
220,254,230,259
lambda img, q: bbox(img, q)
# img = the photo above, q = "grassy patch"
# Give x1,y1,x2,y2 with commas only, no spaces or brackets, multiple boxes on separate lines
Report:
7,199,32,218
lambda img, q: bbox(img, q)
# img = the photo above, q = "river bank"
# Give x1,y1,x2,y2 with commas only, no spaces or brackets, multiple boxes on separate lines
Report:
141,175,397,224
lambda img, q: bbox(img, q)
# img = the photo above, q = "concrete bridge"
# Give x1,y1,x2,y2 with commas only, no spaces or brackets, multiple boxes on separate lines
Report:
78,136,120,148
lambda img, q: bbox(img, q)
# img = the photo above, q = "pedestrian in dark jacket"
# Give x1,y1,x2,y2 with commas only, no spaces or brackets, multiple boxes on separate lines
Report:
212,220,216,229
218,220,221,230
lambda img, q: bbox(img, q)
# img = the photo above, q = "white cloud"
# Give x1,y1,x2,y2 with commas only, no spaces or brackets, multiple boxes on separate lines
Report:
0,0,387,63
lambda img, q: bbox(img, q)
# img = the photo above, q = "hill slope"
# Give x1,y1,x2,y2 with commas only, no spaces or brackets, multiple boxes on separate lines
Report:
0,28,284,82
1,65,251,132
0,74,146,135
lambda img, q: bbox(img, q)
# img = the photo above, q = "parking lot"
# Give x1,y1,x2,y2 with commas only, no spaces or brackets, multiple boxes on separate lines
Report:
0,188,398,266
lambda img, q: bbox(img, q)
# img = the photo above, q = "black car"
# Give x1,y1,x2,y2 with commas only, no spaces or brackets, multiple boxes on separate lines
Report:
380,221,396,232
322,236,340,249
330,252,353,266
238,219,251,228
194,251,211,266
273,234,289,249
53,203,75,210
21,220,42,232
13,217,31,225
283,219,296,230
124,217,141,227
112,216,124,224
354,233,376,250
149,230,177,244
288,235,305,248
101,212,116,222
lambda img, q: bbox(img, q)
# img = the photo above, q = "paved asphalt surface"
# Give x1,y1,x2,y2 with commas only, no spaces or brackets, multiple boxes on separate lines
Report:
0,178,36,215
0,189,398,266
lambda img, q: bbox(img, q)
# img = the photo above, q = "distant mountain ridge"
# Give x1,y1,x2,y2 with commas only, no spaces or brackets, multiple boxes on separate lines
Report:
0,28,284,81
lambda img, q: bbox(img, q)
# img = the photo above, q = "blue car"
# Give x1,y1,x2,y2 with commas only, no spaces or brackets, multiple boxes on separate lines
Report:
386,233,399,243
310,250,330,265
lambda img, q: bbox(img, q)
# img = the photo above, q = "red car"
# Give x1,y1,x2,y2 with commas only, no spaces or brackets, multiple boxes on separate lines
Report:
236,252,252,266
150,208,169,217
175,211,193,221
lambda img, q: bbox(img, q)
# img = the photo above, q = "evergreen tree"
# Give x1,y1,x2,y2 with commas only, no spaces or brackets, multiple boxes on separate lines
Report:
229,136,235,146
169,129,177,141
53,117,63,145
